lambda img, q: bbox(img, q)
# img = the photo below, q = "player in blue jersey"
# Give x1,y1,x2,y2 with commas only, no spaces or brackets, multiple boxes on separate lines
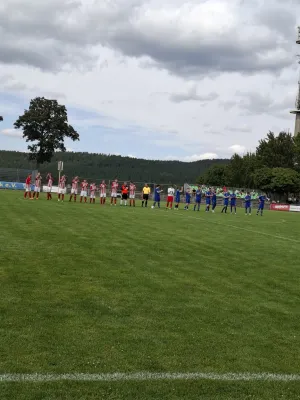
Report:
230,191,237,214
184,189,191,210
244,192,251,215
205,188,212,212
211,190,217,212
193,186,202,211
152,184,163,208
221,191,230,213
256,194,269,216
174,187,182,209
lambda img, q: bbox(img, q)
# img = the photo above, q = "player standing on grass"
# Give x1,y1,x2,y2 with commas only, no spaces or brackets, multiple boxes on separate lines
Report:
193,186,201,211
120,182,129,206
46,173,53,200
32,172,41,199
221,191,230,213
166,185,175,209
99,180,107,204
184,188,191,210
244,192,252,215
152,184,162,208
141,184,151,207
24,173,32,199
80,179,88,203
174,187,182,209
205,188,212,212
256,194,269,216
230,191,237,214
110,179,118,206
69,176,79,202
58,175,66,202
90,182,96,203
211,190,217,212
129,181,136,207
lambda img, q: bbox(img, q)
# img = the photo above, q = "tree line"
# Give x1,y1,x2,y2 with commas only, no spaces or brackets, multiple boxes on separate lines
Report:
198,132,300,199
0,150,228,184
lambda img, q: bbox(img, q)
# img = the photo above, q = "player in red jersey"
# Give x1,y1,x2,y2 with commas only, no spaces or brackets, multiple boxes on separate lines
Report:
24,174,32,199
46,173,53,200
110,178,118,205
80,179,88,203
129,181,136,207
58,175,66,201
69,176,79,202
99,180,106,204
32,172,42,199
90,183,96,203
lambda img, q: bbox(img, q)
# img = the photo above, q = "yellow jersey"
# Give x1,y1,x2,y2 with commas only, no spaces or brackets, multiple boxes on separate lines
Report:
142,186,151,194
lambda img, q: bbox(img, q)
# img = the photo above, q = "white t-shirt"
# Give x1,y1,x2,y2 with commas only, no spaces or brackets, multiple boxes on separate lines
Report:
168,187,175,196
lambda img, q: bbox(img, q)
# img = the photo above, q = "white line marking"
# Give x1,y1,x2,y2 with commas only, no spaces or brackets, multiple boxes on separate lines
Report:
1,372,300,382
159,212,300,244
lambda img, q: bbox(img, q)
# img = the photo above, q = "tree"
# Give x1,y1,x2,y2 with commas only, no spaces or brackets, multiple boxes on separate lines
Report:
270,168,300,195
253,167,273,191
197,164,228,186
14,97,79,165
256,131,295,169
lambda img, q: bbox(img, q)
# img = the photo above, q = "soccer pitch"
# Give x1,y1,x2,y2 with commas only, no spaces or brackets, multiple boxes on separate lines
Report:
1,191,300,399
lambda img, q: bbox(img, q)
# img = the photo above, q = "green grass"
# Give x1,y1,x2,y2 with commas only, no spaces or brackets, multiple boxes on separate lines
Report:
1,190,300,399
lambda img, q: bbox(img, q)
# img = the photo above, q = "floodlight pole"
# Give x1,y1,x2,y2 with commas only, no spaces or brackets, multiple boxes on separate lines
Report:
290,27,300,136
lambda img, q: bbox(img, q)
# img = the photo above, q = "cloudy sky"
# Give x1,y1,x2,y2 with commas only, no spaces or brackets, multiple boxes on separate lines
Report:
0,0,299,161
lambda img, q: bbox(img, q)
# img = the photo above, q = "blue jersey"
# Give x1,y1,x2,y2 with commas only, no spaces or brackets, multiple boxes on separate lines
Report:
223,192,230,205
212,193,217,204
185,192,191,203
230,193,236,205
154,187,161,201
175,189,180,203
258,195,266,209
205,191,211,204
244,195,251,206
195,189,201,203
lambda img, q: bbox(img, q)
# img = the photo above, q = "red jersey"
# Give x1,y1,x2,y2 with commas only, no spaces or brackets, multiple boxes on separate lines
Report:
90,184,96,195
129,183,136,196
47,174,53,187
111,181,118,194
59,176,66,189
81,181,88,191
35,175,41,188
121,184,128,194
99,183,106,194
25,176,31,185
72,179,79,190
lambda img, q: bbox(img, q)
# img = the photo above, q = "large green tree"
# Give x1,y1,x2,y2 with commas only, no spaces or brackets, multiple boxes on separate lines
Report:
198,164,228,186
256,131,295,169
14,97,79,165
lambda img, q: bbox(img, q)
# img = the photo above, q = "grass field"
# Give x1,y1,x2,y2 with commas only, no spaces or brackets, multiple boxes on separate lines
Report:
1,190,300,399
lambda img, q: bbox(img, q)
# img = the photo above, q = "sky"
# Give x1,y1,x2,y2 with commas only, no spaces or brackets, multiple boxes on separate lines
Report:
0,0,299,161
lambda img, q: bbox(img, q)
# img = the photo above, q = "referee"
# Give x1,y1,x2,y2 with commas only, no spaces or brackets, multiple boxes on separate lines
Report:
141,183,151,207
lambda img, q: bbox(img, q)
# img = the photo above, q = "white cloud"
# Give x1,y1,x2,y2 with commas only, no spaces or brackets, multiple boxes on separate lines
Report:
229,144,246,154
0,0,298,159
1,128,22,138
164,153,218,162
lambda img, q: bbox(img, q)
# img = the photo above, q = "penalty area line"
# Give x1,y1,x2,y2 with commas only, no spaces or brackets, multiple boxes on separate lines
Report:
1,372,300,382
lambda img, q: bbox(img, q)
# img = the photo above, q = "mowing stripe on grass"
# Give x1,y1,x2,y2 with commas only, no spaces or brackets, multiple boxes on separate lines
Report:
1,372,300,382
159,211,300,244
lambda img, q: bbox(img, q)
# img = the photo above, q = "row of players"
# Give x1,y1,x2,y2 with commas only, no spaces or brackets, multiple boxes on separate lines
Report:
24,173,268,215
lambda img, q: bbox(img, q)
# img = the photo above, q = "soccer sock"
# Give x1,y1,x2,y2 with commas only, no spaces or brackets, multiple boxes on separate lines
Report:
120,199,123,205
114,198,116,204
111,198,113,204
170,202,172,209
158,202,160,208
166,202,169,208
74,195,76,202
80,197,82,203
103,198,106,204
194,204,196,211
36,193,39,199
198,204,200,211
93,198,95,203
153,202,156,207
124,200,127,206
69,195,73,201
133,200,135,206
24,192,27,199
58,194,61,200
47,192,49,200
33,192,36,198
29,192,32,199
49,193,52,199
62,194,64,201
145,200,148,207
84,197,87,203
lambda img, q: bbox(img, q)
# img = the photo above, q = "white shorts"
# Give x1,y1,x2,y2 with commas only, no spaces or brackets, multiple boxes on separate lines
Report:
34,186,40,192
25,184,31,192
81,190,87,197
111,192,117,198
58,188,66,194
71,188,77,195
47,186,52,193
129,194,135,199
90,194,95,199
100,193,106,198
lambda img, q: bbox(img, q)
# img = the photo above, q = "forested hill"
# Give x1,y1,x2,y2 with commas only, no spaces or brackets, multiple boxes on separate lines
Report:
0,151,228,183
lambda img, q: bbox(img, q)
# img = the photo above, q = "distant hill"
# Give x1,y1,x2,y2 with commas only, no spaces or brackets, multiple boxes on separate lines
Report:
0,151,229,184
